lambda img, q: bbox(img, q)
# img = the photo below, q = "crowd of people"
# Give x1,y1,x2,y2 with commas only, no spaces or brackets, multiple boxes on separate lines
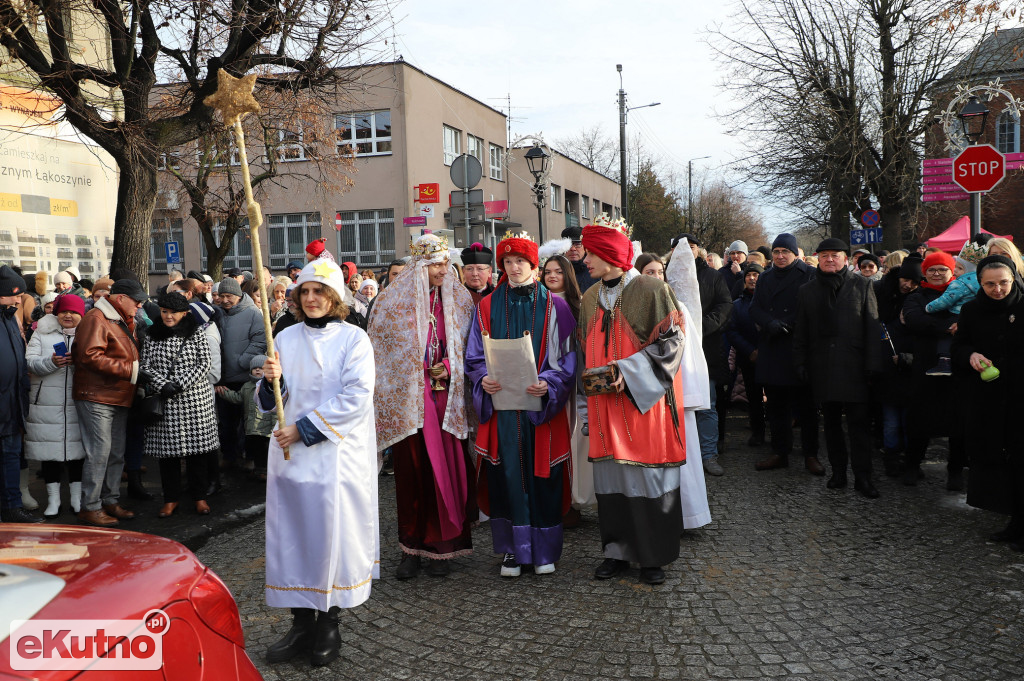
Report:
1,218,1021,666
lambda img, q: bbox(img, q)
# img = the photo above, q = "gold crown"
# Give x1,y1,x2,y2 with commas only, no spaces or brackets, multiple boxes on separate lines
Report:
588,212,632,239
410,233,449,258
499,229,534,242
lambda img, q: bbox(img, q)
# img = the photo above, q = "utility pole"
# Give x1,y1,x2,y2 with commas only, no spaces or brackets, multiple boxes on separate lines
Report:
617,64,628,221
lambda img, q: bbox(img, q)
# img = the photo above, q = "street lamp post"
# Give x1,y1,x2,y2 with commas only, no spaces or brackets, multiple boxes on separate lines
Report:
616,64,659,222
687,156,711,233
959,95,990,238
525,144,550,242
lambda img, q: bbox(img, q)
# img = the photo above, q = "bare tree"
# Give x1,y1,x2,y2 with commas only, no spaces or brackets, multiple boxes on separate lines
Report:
155,89,356,279
689,174,768,255
554,124,619,179
0,0,388,283
711,0,988,250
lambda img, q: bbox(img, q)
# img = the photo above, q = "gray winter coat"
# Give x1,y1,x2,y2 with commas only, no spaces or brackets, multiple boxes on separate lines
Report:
24,315,85,462
218,294,266,384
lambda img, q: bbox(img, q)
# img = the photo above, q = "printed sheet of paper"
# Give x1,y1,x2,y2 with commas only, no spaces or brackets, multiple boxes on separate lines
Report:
482,333,542,412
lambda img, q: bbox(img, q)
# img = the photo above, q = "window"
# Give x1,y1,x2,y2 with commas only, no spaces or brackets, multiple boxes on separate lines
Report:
149,217,184,273
581,195,589,219
203,138,240,167
593,199,600,217
157,152,181,171
0,231,13,243
200,220,252,272
996,111,1020,154
489,144,504,181
337,209,396,267
268,212,322,269
467,135,484,166
336,110,392,156
277,128,306,162
443,125,461,165
550,184,561,211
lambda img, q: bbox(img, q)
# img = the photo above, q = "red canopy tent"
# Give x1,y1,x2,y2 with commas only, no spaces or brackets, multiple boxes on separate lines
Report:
926,216,1013,252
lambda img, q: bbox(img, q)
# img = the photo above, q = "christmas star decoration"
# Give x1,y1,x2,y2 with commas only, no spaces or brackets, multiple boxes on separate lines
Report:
203,69,260,127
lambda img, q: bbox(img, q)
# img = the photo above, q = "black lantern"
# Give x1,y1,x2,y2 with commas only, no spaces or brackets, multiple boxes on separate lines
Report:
959,95,990,144
525,145,549,181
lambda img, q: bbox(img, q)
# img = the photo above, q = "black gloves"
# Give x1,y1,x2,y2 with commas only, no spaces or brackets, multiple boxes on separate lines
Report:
159,381,183,399
137,369,155,387
767,319,791,338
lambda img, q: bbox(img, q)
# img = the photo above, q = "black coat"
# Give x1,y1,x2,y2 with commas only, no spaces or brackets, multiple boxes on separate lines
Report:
951,289,1024,514
0,310,29,437
749,259,815,386
695,257,734,383
874,278,914,403
571,258,598,296
902,286,959,438
724,290,758,362
792,269,882,404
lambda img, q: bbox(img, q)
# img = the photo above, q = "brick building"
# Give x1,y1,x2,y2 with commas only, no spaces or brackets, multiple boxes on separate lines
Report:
922,28,1024,243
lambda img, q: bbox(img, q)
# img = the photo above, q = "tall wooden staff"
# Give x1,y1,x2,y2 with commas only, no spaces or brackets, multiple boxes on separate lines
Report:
204,69,289,459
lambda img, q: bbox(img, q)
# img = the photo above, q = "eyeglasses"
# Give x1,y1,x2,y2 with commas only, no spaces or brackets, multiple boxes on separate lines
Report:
926,267,951,275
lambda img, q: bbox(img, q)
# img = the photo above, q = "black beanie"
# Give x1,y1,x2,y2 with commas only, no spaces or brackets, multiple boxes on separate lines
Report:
0,265,24,297
858,253,881,269
157,292,190,312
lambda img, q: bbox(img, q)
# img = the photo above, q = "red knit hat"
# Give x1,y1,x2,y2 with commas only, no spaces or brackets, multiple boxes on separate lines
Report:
496,231,538,270
305,237,328,257
922,251,956,274
53,292,85,316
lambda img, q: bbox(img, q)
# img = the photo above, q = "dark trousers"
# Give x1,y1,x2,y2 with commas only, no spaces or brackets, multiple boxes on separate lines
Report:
0,434,21,509
737,359,766,438
763,384,818,459
124,419,145,473
821,402,873,478
905,435,967,472
245,435,269,472
41,460,84,484
216,385,246,463
159,456,210,503
715,380,730,441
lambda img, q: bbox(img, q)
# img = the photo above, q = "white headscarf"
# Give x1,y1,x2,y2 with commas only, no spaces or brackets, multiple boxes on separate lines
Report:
367,234,476,451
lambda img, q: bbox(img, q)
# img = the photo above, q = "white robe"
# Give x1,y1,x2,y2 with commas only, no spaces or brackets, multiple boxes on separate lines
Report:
260,321,380,610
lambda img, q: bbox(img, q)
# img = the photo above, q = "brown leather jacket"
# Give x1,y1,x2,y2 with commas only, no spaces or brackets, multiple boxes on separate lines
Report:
72,295,140,407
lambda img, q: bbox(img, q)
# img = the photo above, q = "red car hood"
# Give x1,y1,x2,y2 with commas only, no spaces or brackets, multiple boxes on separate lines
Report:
0,524,206,624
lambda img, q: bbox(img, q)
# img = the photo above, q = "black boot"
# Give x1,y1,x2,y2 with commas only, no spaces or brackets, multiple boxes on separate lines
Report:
311,607,342,667
126,470,153,501
990,516,1024,542
266,608,316,663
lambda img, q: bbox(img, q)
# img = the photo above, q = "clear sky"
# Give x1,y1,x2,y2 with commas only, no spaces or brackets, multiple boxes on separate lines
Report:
383,1,773,229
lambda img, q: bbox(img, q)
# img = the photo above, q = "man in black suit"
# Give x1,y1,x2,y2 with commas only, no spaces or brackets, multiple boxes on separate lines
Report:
748,233,823,474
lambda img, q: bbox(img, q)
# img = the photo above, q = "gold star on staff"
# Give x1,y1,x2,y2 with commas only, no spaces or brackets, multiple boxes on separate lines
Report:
203,69,261,127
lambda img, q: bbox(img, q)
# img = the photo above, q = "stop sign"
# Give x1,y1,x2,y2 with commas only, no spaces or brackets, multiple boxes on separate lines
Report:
952,144,1005,193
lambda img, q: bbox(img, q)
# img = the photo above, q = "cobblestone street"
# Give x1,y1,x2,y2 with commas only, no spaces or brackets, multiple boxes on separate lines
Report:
198,418,1024,681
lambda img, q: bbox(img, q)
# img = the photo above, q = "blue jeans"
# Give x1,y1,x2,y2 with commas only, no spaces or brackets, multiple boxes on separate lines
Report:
695,380,718,461
881,404,907,451
1,433,22,509
76,401,129,511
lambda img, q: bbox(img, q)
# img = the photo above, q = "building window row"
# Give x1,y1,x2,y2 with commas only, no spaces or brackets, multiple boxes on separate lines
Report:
443,125,505,182
337,209,396,267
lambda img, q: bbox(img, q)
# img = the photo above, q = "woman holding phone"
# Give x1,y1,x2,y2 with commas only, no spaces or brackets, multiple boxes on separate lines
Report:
25,293,87,517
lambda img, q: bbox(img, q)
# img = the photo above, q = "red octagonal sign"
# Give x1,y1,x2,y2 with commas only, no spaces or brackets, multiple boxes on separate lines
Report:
952,144,1005,193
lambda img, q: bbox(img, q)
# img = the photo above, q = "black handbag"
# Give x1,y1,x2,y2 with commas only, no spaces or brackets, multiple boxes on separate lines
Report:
133,337,185,426
134,387,165,425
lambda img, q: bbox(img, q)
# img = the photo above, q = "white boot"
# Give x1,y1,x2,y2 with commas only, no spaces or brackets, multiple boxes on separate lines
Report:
69,481,82,513
43,483,61,517
20,469,39,510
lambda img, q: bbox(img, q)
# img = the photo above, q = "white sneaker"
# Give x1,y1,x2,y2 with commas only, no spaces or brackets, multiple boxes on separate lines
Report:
500,553,520,577
534,563,555,575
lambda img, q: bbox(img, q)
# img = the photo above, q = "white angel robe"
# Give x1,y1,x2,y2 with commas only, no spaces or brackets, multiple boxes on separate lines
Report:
667,246,713,530
260,321,380,610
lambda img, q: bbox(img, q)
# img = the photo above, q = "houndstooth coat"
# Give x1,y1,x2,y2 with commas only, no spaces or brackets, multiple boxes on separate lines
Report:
141,315,220,458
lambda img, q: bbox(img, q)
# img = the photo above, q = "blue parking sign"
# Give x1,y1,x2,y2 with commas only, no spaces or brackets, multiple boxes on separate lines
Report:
165,241,181,264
